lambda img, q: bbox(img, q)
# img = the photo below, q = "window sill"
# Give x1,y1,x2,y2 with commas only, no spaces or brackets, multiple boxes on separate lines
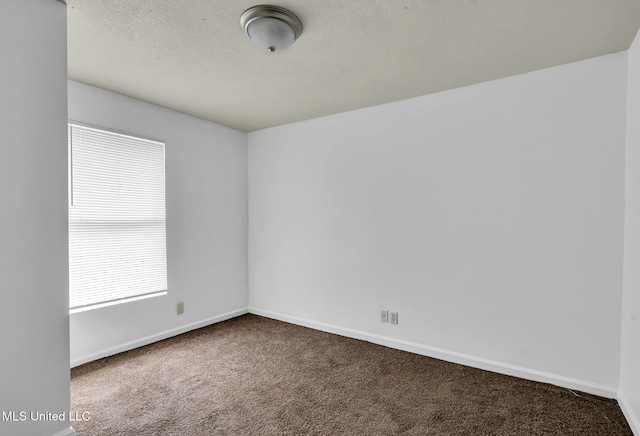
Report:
69,291,167,314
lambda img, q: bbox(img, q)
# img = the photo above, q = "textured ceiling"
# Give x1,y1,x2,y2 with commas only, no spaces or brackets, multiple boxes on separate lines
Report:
67,1,640,132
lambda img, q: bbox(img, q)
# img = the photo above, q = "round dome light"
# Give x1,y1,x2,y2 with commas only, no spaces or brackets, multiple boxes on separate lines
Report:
241,5,303,53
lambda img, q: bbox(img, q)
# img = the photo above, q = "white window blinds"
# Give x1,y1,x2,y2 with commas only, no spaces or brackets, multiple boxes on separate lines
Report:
69,123,167,311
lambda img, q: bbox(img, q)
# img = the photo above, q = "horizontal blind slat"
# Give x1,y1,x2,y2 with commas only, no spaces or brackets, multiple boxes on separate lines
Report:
69,123,167,310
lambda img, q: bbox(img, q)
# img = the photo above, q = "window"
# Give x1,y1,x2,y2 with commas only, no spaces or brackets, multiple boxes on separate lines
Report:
69,123,167,312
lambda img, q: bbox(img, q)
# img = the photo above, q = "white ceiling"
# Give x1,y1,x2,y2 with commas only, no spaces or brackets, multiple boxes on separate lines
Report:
67,1,640,132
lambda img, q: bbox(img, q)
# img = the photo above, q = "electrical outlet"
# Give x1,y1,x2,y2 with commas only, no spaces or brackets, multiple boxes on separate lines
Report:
177,302,184,315
381,310,389,323
390,312,398,325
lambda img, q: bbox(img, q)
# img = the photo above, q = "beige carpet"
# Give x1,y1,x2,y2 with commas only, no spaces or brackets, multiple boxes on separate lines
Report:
71,314,631,435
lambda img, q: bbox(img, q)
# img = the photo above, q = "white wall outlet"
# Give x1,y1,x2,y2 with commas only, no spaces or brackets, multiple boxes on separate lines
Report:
177,302,184,315
381,310,389,323
390,312,398,325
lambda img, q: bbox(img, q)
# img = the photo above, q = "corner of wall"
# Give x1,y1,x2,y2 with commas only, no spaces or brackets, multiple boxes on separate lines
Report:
619,391,640,436
619,23,640,436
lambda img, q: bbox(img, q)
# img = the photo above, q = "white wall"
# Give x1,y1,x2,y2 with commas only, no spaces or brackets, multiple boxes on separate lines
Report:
249,53,627,396
0,1,71,436
621,27,640,434
68,81,248,365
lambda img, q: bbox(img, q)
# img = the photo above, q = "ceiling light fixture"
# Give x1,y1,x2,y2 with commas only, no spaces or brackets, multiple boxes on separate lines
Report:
241,5,303,53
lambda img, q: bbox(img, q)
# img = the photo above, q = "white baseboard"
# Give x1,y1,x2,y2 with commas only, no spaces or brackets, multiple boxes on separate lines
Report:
618,391,640,435
71,308,248,367
248,307,618,399
51,427,78,436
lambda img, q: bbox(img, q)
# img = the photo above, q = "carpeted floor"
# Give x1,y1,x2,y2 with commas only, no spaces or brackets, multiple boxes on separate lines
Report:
71,314,632,435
